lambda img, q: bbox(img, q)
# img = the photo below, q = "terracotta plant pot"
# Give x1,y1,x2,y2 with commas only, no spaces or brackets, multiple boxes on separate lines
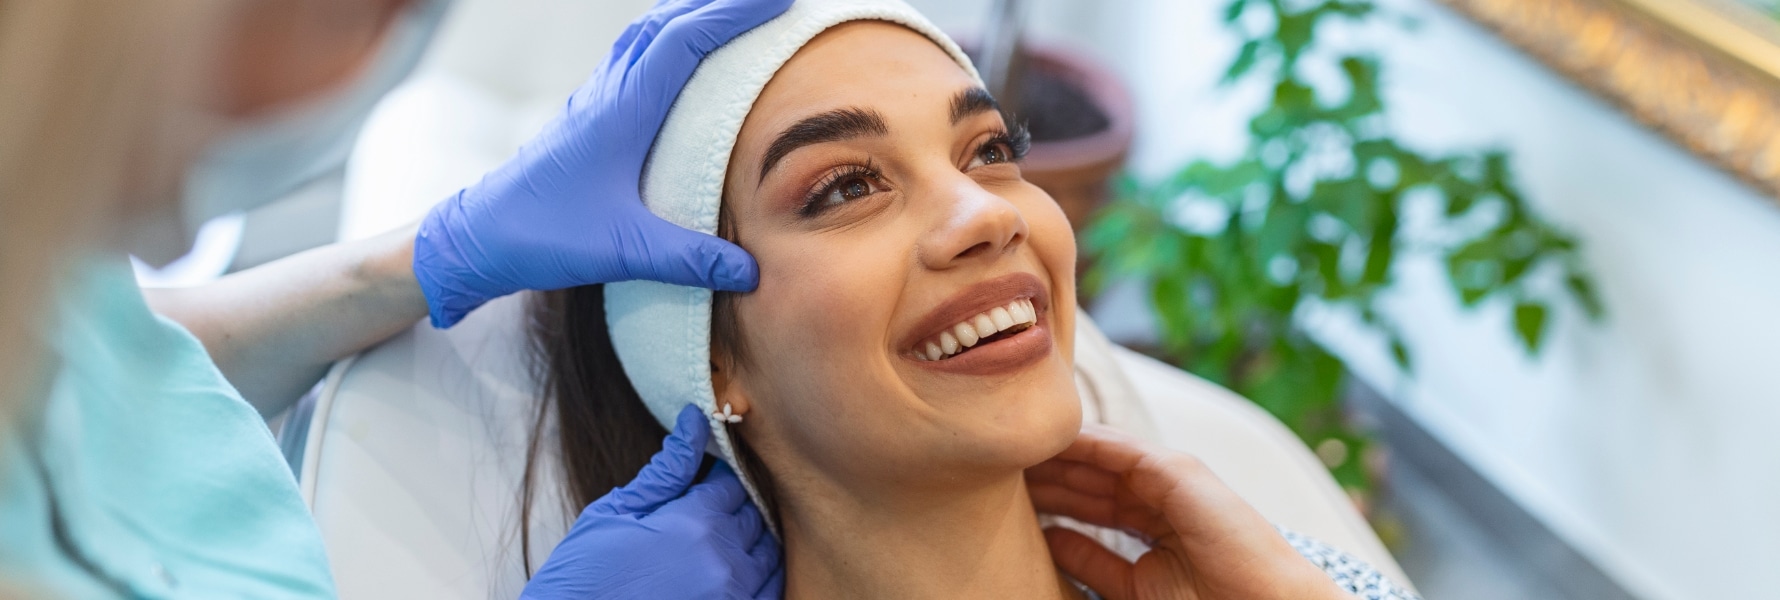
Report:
1001,41,1136,233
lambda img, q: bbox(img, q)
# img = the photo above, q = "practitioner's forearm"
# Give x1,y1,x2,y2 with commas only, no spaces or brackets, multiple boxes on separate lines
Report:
145,223,427,416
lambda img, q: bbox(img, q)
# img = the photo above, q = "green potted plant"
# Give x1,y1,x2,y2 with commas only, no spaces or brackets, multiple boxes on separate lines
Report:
1083,0,1605,495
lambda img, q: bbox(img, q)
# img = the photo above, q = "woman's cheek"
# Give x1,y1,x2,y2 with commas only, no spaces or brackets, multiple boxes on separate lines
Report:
1013,187,1078,358
1022,189,1077,266
745,237,913,469
746,234,902,371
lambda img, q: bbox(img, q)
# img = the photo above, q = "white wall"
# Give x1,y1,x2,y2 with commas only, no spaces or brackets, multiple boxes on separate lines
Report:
1321,3,1780,597
345,0,1780,597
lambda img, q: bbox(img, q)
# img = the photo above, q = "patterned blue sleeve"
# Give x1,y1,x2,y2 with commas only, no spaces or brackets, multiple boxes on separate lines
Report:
1280,528,1423,600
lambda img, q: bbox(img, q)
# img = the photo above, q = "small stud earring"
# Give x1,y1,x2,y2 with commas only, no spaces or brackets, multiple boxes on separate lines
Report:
713,403,743,424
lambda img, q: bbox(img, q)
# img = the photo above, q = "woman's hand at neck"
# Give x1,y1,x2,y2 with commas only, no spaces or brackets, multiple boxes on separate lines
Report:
1025,426,1357,600
775,468,1088,600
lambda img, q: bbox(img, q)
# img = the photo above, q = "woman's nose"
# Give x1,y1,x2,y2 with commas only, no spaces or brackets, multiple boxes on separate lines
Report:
917,179,1029,270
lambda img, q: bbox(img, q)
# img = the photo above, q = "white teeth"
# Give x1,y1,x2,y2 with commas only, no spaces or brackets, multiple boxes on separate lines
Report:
915,298,1043,362
954,322,980,347
1011,300,1033,324
989,307,1014,330
939,331,960,355
971,315,996,339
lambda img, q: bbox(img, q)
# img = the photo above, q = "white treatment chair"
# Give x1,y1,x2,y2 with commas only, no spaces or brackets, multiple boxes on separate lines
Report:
289,296,1412,598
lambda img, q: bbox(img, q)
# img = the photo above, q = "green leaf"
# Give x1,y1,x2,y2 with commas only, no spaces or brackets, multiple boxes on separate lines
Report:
1360,209,1398,286
1500,254,1535,284
1445,244,1501,306
1390,147,1433,189
1483,151,1513,186
1222,0,1251,23
1325,1,1378,19
1566,274,1607,319
1311,178,1375,232
1458,284,1491,305
1172,159,1264,200
1275,10,1316,63
1308,241,1348,299
1274,78,1317,113
1513,301,1549,352
1437,172,1485,216
1333,57,1382,119
1081,203,1152,264
1389,335,1412,371
1305,343,1347,402
1224,40,1265,84
1449,235,1501,263
1258,201,1309,267
1151,274,1192,330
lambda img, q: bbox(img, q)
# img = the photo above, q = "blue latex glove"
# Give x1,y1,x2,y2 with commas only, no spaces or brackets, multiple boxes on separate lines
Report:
414,0,791,328
521,405,783,600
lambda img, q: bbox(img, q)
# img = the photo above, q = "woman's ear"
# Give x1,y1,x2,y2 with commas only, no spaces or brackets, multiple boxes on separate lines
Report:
710,358,752,418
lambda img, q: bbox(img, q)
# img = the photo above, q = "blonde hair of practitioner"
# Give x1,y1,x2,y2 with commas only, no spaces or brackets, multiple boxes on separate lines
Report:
0,0,219,426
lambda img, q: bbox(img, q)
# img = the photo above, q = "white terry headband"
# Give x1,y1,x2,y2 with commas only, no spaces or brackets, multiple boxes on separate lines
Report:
605,0,983,527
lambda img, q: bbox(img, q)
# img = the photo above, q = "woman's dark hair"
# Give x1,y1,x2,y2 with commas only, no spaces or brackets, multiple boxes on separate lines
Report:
519,206,766,573
519,284,666,574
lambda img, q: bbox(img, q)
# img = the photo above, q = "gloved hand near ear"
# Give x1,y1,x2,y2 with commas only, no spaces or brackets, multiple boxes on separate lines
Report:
522,405,783,600
414,0,791,328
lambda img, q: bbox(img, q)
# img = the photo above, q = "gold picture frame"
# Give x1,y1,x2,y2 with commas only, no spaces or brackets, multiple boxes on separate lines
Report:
1436,0,1780,204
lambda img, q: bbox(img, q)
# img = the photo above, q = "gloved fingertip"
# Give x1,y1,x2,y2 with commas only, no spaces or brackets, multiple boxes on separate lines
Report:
423,292,471,328
650,0,791,65
413,199,493,329
712,247,760,292
676,230,758,291
673,402,710,432
428,312,460,329
592,405,713,515
629,221,759,291
669,404,713,460
715,0,794,16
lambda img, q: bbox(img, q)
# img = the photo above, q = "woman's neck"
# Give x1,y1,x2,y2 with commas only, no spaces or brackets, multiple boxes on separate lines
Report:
777,471,1084,600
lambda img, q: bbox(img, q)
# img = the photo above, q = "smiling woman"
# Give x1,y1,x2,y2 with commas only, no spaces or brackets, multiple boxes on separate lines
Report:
521,1,1410,598
528,14,1087,596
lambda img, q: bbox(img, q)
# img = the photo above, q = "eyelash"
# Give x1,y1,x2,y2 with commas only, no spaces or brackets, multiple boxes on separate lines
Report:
797,126,1034,218
799,160,883,218
982,124,1033,165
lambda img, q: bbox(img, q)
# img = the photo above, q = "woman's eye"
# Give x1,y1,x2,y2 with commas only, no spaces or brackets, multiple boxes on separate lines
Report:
799,165,886,217
820,176,877,206
969,142,1013,169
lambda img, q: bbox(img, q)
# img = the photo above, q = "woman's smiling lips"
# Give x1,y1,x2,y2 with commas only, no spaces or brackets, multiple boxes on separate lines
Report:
900,272,1053,376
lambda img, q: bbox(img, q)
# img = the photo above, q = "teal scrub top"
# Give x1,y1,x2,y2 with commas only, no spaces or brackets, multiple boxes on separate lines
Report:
0,259,336,599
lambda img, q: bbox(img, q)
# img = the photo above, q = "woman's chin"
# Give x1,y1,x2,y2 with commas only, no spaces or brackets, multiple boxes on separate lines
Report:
1030,397,1084,462
971,390,1084,470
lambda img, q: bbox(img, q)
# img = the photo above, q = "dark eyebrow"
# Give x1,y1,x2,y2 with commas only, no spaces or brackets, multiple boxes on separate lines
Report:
758,108,889,182
950,87,1000,125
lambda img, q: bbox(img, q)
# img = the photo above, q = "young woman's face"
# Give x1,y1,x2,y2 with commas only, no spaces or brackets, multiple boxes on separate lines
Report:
717,21,1081,500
